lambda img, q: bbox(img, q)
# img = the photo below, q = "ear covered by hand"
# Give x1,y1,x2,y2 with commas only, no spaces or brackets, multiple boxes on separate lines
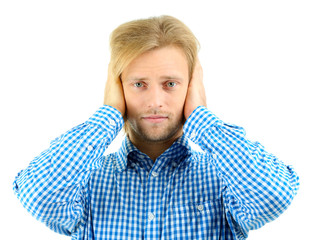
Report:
103,63,126,117
103,59,207,120
184,59,207,120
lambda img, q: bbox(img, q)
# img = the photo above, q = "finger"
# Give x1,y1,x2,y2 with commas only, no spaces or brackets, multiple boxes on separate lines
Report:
191,58,203,83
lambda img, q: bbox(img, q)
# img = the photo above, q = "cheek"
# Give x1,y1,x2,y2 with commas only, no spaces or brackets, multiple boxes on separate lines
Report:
123,85,133,105
168,93,187,118
174,88,188,107
123,88,141,117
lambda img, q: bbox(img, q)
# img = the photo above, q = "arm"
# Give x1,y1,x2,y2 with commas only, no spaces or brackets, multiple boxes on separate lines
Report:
183,60,299,238
13,63,126,235
184,107,299,237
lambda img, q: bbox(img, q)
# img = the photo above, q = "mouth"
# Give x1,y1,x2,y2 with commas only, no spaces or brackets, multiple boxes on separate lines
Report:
142,115,168,123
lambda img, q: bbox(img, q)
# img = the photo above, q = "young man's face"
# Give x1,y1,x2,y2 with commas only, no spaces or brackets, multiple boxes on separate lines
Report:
121,46,189,143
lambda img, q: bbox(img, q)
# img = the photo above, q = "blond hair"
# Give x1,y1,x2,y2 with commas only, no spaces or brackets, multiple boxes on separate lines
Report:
109,15,200,133
109,15,200,80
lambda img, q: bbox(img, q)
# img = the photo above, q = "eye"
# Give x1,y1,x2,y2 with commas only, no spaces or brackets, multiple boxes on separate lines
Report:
134,82,144,88
166,82,177,88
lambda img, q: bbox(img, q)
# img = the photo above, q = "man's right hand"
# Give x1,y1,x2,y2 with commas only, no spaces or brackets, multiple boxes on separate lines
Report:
103,63,126,117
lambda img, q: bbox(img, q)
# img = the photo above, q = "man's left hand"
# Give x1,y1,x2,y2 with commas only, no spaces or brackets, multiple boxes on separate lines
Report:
184,59,207,120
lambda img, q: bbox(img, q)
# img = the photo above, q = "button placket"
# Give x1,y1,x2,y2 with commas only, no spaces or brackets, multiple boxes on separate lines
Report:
145,169,161,227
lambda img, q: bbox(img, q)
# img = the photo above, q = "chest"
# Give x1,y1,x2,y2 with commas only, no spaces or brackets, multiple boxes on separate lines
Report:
80,160,231,239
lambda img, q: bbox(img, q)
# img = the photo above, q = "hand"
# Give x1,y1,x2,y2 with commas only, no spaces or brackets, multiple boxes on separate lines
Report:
104,63,126,116
184,59,207,120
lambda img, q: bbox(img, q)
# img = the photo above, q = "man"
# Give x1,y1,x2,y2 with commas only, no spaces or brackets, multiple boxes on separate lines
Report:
14,15,299,239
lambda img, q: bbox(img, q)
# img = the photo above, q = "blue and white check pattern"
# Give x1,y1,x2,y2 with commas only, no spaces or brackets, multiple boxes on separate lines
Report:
13,105,299,239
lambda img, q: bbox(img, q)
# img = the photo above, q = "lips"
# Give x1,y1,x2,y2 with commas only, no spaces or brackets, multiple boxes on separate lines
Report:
142,115,168,123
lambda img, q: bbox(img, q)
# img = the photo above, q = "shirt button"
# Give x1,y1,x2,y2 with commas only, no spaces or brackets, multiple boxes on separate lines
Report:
217,121,224,127
197,205,204,211
109,119,116,126
87,145,93,151
190,132,196,139
172,162,177,168
212,153,217,159
151,172,159,177
148,212,155,221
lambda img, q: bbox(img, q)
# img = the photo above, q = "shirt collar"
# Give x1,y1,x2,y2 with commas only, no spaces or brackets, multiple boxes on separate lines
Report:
115,136,138,173
115,134,192,173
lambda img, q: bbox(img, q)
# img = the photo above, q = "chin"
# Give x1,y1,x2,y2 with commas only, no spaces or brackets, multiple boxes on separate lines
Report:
128,117,184,142
139,126,183,143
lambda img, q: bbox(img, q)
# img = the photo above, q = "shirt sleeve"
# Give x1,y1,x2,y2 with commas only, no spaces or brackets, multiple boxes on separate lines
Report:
13,105,123,236
183,106,300,238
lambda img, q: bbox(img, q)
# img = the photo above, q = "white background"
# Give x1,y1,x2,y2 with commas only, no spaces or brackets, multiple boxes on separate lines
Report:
1,0,310,239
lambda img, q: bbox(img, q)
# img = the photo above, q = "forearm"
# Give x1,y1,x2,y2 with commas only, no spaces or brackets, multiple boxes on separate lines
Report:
13,105,123,234
184,106,299,232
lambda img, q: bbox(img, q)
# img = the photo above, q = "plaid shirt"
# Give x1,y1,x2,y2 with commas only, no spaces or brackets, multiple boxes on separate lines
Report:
13,105,299,239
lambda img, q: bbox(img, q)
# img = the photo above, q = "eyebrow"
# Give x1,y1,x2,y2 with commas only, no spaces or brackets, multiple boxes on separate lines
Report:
126,75,185,82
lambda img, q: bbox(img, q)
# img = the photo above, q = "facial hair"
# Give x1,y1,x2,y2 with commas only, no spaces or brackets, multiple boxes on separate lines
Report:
127,109,184,143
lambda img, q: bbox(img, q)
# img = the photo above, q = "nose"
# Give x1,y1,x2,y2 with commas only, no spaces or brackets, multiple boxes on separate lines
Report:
146,85,164,109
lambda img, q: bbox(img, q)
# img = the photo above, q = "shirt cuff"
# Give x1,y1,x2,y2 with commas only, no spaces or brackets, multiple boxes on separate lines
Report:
87,105,124,134
183,106,222,143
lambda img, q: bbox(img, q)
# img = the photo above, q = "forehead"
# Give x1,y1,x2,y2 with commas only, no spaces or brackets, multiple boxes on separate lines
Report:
121,46,189,80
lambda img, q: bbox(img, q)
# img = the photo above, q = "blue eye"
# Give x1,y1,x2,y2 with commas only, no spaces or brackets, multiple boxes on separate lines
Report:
134,82,144,88
167,82,176,87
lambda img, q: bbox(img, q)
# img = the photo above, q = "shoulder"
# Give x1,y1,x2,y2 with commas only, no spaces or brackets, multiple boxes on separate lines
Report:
88,153,118,184
186,146,222,183
187,141,211,167
174,149,223,203
189,150,213,170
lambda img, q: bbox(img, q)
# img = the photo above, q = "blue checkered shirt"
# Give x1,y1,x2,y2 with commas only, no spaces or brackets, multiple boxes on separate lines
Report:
13,105,299,239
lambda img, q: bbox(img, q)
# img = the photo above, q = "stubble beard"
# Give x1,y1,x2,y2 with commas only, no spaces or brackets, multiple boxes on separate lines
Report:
127,113,184,143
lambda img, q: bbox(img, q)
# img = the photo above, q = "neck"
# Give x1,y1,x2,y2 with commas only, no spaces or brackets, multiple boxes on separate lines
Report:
128,129,183,162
